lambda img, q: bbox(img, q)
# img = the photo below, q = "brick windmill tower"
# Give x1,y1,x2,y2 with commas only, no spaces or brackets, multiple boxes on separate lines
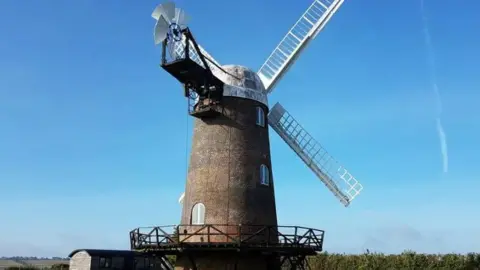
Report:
130,0,364,269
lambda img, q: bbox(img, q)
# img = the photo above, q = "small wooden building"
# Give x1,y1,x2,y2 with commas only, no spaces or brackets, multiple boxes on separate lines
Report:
68,249,171,270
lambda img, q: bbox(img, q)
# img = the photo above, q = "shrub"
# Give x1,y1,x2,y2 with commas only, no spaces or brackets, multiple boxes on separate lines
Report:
161,251,480,269
306,251,480,269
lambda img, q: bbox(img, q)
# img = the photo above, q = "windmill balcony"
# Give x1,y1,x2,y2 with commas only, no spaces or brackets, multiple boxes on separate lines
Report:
129,224,324,255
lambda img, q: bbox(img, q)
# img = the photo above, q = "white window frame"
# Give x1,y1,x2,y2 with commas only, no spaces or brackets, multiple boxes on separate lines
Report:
256,107,265,127
191,203,206,225
260,164,270,186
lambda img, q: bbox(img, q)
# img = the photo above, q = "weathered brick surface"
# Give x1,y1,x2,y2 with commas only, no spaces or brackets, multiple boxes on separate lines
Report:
181,96,277,227
176,64,280,269
180,96,278,239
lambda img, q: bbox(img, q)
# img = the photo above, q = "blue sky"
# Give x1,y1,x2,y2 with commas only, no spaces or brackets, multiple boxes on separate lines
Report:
1,0,479,257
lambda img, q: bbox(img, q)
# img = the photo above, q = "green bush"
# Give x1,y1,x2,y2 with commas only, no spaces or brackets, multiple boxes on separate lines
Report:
158,252,480,269
307,251,480,269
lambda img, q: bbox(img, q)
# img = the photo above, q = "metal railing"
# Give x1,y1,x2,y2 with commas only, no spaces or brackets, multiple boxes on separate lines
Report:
130,224,324,252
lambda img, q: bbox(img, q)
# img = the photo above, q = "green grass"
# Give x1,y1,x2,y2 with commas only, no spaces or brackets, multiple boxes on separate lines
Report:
0,261,68,270
0,260,23,268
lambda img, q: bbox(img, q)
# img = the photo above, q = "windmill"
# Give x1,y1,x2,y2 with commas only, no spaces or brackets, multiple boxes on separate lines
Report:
131,0,364,269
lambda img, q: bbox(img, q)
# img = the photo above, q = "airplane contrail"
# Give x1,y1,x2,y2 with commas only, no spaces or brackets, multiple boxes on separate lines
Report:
420,0,448,173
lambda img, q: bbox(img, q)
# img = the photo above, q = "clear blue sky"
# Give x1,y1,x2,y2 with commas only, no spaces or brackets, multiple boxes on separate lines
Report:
1,0,479,257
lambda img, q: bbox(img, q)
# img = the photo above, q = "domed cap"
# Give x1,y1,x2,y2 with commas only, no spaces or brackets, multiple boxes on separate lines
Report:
220,65,266,93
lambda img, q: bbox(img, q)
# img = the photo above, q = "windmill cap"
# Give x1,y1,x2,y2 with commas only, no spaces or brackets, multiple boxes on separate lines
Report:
220,65,266,93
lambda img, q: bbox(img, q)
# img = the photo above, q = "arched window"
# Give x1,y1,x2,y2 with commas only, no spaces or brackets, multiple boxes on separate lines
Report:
191,203,206,225
260,164,270,186
256,107,265,127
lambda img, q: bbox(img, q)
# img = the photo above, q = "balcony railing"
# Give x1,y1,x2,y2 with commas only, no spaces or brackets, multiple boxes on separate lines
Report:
129,224,324,254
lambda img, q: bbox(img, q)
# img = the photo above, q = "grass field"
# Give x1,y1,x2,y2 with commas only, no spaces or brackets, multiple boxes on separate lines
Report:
0,259,68,270
0,260,22,269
